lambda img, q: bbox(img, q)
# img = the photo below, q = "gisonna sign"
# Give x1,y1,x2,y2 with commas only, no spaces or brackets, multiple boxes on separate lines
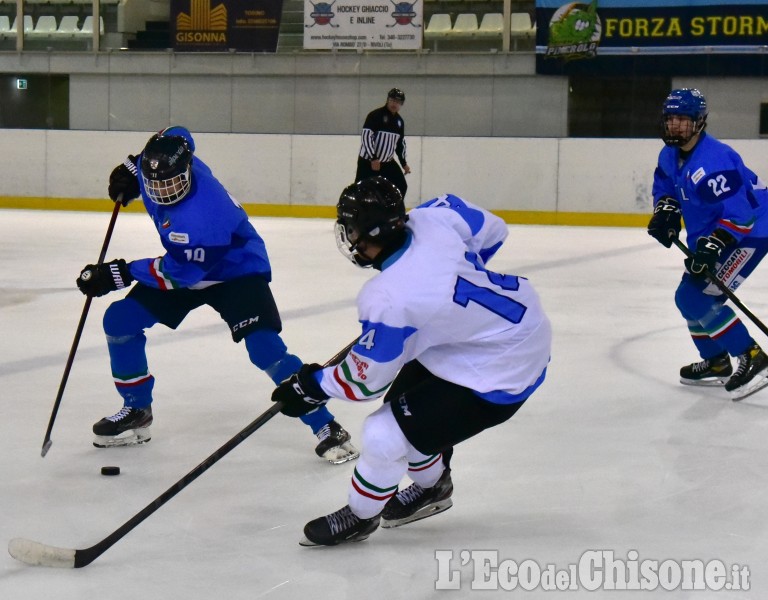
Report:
171,0,284,51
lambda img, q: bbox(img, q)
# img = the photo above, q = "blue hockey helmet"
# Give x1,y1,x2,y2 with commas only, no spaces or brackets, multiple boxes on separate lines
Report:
140,130,194,205
157,125,196,152
661,88,708,147
335,176,408,267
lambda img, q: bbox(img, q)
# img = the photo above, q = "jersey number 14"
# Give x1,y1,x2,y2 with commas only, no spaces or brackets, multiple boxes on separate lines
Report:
453,253,527,324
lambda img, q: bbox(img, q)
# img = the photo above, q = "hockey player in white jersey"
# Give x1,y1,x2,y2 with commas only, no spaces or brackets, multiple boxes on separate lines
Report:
272,177,552,546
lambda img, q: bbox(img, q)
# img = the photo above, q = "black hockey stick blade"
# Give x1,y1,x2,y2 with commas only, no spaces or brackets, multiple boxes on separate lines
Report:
14,337,358,567
41,439,53,458
41,199,122,457
672,238,768,339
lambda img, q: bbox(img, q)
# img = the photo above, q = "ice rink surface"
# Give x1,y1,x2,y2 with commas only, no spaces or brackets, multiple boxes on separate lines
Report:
1,209,767,599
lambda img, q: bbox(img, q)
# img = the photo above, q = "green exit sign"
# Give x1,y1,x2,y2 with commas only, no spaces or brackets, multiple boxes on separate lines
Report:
16,78,27,90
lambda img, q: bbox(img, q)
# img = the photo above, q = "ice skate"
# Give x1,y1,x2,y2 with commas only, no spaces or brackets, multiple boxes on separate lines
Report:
679,352,732,386
315,420,359,464
300,504,380,547
725,343,768,401
380,468,453,529
92,406,153,448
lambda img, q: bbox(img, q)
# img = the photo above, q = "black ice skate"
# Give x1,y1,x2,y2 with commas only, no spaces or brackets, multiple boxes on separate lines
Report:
725,343,768,401
300,505,380,547
679,352,732,386
380,468,453,529
315,420,359,464
92,406,153,448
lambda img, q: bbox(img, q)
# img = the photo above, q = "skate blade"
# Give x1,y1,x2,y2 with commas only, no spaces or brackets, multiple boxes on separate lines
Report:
321,441,360,465
380,499,453,529
729,375,768,402
680,377,728,387
298,532,373,547
93,427,151,448
299,535,320,547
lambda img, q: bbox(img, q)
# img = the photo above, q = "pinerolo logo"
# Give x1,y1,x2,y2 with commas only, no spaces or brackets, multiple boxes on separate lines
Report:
176,0,228,43
546,0,601,60
306,0,339,28
387,0,421,28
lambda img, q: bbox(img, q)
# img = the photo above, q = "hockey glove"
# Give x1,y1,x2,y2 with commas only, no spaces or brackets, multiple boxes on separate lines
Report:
271,364,330,417
108,156,140,206
685,229,735,279
76,259,134,297
647,196,682,248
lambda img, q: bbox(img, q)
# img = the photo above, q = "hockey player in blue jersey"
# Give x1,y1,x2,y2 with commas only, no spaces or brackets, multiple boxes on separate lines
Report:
76,126,359,463
271,177,552,546
648,89,768,400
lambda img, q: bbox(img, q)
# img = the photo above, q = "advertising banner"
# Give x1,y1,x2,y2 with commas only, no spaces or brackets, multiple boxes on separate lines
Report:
535,1,768,75
171,0,284,52
304,0,423,50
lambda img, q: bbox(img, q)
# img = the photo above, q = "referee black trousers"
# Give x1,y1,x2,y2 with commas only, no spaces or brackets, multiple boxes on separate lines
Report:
356,157,407,199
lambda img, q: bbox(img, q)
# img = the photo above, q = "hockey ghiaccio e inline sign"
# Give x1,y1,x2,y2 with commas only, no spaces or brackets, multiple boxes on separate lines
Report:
434,550,751,592
304,0,423,50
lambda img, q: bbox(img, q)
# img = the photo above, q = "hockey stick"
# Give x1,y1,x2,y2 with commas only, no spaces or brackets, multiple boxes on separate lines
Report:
672,237,768,338
12,337,358,568
41,199,123,458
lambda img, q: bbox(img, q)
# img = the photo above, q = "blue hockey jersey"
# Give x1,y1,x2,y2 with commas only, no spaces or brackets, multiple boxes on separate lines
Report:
652,133,768,245
128,152,271,290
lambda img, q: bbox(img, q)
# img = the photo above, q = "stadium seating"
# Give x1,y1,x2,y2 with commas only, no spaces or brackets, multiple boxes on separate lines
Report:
78,15,104,36
477,12,503,38
510,12,535,49
29,15,58,37
56,16,80,36
10,15,34,35
451,13,478,36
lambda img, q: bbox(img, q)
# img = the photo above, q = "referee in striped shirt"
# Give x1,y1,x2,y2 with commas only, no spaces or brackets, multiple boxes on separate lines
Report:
355,88,411,198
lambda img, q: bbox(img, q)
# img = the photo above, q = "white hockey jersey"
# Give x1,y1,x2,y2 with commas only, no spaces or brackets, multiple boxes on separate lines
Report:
317,194,552,405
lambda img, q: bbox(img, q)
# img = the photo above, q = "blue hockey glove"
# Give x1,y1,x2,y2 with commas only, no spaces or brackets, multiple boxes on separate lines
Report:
108,156,140,206
685,229,735,279
271,364,330,417
647,196,681,248
76,259,134,297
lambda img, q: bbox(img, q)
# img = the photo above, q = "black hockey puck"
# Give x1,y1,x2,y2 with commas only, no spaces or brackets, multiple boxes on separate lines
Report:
101,466,120,476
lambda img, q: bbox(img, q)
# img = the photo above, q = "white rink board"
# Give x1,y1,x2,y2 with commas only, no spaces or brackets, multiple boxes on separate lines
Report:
2,129,767,215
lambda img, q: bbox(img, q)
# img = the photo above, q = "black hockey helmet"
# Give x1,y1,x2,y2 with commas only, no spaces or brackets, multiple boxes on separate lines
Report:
140,132,194,205
387,88,405,104
335,176,408,267
660,88,708,147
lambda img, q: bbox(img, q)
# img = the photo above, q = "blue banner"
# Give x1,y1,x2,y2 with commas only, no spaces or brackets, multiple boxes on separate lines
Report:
171,0,284,51
535,1,768,75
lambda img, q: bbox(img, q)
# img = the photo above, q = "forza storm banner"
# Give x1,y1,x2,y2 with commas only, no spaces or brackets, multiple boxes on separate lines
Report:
535,0,768,75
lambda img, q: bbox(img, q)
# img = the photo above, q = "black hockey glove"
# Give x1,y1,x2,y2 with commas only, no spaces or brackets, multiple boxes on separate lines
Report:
647,196,682,248
76,259,134,297
108,155,140,206
271,364,330,417
685,229,735,279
